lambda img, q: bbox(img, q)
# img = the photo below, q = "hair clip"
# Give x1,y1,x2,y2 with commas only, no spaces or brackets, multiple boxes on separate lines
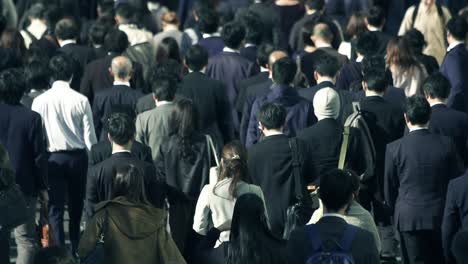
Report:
231,155,240,160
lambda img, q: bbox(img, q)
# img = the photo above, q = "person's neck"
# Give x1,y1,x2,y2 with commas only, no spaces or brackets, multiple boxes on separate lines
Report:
304,45,316,53
315,40,332,49
427,98,446,106
323,207,346,216
112,143,132,153
114,78,131,84
155,100,172,107
306,9,317,15
317,76,335,84
365,90,384,97
407,123,429,131
262,130,283,137
367,25,382,32
163,24,179,32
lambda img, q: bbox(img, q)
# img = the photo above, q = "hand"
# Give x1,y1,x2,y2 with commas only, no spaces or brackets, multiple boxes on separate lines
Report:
39,190,49,203
216,220,231,232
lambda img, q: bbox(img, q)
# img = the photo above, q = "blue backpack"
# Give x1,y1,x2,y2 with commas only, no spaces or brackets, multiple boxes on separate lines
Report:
305,224,358,264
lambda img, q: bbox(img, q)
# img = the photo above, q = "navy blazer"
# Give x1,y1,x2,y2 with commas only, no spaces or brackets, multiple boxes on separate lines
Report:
197,36,225,58
246,84,315,147
385,129,463,232
440,44,468,113
240,45,258,64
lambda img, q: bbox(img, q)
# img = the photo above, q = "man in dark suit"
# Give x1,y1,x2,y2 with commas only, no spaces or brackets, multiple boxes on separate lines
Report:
196,9,225,57
206,21,259,134
92,56,143,141
246,57,315,147
89,139,152,167
86,112,164,219
248,103,314,237
0,69,48,263
364,6,391,57
440,17,468,113
385,96,463,264
239,10,263,65
178,45,234,147
288,169,380,264
423,73,468,166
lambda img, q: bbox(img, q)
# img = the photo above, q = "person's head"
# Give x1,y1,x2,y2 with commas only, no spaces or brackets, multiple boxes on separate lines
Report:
386,37,419,71
107,112,135,148
422,0,435,7
198,8,219,34
151,59,183,83
267,50,288,71
405,96,431,127
355,31,379,57
365,6,385,29
302,20,316,47
110,56,132,82
25,61,50,91
217,141,250,198
306,0,325,12
362,55,386,75
362,69,387,94
312,23,334,45
28,3,46,22
452,231,468,264
152,75,177,102
55,18,79,41
344,12,367,41
171,99,199,159
240,11,263,45
446,16,468,44
313,87,340,120
272,57,296,85
161,11,180,30
88,22,108,47
156,37,181,63
48,54,74,82
104,29,129,54
221,21,245,50
403,28,426,55
0,29,26,60
422,72,450,101
318,169,355,214
115,3,134,25
256,43,275,69
112,164,149,204
185,44,208,71
97,0,115,18
258,102,287,134
34,247,75,264
314,53,340,80
0,69,25,105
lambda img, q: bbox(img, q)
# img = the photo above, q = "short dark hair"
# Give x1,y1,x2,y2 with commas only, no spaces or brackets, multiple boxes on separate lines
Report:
104,29,129,53
258,103,287,130
355,31,379,57
403,29,426,55
363,69,386,93
422,73,450,99
88,22,108,46
241,11,263,45
113,164,149,205
405,96,431,125
198,8,219,34
150,59,183,83
366,6,385,27
257,43,275,68
152,76,177,101
55,18,79,40
28,3,46,19
447,16,468,41
34,246,75,264
185,45,208,71
301,20,316,46
48,54,74,81
362,55,385,74
115,3,134,21
25,61,50,90
221,21,245,49
107,112,135,145
272,57,297,85
306,0,325,10
318,169,354,212
314,53,339,78
0,69,25,104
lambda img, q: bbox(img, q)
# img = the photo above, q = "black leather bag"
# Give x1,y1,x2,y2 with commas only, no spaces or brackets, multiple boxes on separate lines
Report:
0,183,29,231
283,139,314,240
81,210,109,264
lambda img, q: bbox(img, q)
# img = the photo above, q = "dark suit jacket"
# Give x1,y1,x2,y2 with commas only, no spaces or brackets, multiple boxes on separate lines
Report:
373,30,391,57
197,36,225,57
441,44,468,113
287,217,380,264
92,85,143,141
0,103,47,196
429,104,468,165
352,86,406,112
59,43,95,91
442,171,468,262
247,84,316,147
418,54,439,75
206,51,259,132
240,45,258,64
136,94,155,114
88,140,153,166
385,129,463,232
301,48,347,85
86,152,164,219
178,72,234,145
236,71,270,113
336,62,363,92
248,134,314,237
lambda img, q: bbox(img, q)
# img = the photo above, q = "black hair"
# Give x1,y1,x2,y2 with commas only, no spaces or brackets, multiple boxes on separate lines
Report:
216,141,250,198
403,28,426,55
405,96,431,125
302,20,316,46
34,246,75,264
48,54,74,82
115,3,135,22
28,3,46,19
198,8,219,34
355,31,379,57
107,112,135,145
113,164,149,205
362,55,385,74
0,69,25,105
25,61,50,91
314,53,339,78
366,6,385,27
306,0,325,10
257,102,287,130
152,75,177,101
185,44,208,71
447,16,468,41
156,37,182,63
171,99,199,160
227,194,278,264
55,18,79,40
363,69,386,93
241,11,263,45
88,22,108,46
221,21,245,49
452,231,468,264
422,72,450,99
104,29,129,54
272,57,297,85
257,43,275,68
150,59,183,83
318,169,355,212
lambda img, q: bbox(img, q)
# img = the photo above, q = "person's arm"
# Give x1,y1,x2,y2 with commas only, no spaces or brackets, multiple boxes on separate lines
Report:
85,167,99,220
192,186,212,236
215,82,234,143
78,209,105,258
398,7,413,36
246,99,261,147
91,98,102,141
384,144,399,211
82,101,98,151
156,227,187,264
80,66,94,104
135,114,146,145
31,114,48,194
442,180,460,262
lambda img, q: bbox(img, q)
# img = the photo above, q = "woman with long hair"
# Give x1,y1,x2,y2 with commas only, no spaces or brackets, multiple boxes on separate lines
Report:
386,36,428,96
78,165,185,264
227,193,286,264
338,12,367,60
156,36,182,64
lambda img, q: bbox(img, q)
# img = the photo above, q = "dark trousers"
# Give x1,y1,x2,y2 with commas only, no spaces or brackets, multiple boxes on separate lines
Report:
48,149,87,253
400,230,444,264
0,228,10,264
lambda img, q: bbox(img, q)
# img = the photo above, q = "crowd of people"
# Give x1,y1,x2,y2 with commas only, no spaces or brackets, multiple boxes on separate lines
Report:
0,0,468,263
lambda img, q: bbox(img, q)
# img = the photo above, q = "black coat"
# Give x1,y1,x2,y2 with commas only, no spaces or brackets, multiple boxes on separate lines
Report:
59,43,96,91
287,217,380,264
236,72,270,113
88,140,152,167
301,48,348,86
441,44,468,113
372,31,391,57
240,45,258,64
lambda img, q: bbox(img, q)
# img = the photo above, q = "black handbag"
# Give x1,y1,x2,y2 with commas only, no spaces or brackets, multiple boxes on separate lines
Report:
282,138,314,240
0,183,29,231
82,210,109,264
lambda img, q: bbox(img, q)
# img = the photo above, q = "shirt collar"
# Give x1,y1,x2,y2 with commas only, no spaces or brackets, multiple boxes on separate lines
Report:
430,102,446,107
51,80,72,90
223,47,240,53
245,43,256,48
112,150,131,155
113,81,131,87
322,213,345,220
260,66,268,73
155,100,172,107
203,32,220,38
356,55,364,62
316,43,333,49
409,126,429,132
367,26,381,32
60,39,76,47
447,41,464,52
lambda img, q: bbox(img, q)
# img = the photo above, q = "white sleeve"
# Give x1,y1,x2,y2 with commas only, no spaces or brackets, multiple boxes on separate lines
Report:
82,101,97,151
192,186,211,235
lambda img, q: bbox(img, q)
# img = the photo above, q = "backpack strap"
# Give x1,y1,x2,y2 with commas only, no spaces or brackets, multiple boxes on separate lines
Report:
305,224,323,252
411,4,420,29
338,225,358,252
289,138,304,199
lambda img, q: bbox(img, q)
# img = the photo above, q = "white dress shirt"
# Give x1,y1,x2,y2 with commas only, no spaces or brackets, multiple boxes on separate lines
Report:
447,41,464,52
32,81,97,152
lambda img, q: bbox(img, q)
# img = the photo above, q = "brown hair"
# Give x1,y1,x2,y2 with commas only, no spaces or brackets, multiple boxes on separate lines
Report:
215,141,250,198
162,11,179,26
344,12,367,41
0,29,26,60
386,36,420,71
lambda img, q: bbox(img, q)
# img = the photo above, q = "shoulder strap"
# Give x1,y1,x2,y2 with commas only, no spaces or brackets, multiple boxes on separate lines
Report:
338,126,350,170
338,225,358,252
205,135,220,167
289,138,303,198
306,224,322,252
23,29,38,42
411,4,420,28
